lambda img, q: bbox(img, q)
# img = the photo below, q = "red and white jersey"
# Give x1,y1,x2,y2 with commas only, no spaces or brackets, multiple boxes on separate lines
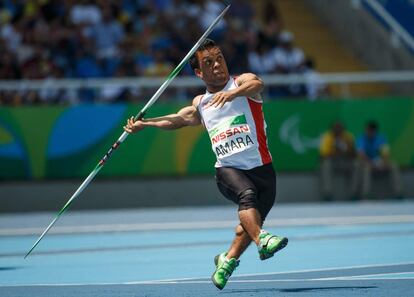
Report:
196,77,272,170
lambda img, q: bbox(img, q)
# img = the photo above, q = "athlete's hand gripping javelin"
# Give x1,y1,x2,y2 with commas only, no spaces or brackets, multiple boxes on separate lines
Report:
124,104,201,134
124,117,145,133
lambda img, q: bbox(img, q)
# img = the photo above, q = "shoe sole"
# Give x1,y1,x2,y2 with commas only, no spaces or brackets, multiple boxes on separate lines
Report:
213,254,226,290
260,237,289,260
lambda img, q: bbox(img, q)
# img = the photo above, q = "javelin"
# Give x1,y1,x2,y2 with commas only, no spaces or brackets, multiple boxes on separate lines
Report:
24,4,230,259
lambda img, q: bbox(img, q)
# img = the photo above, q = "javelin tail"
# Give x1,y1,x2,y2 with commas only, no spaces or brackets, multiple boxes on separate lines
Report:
24,165,103,258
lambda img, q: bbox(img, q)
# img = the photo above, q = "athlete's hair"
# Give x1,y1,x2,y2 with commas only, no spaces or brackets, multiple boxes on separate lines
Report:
366,120,378,131
189,38,218,70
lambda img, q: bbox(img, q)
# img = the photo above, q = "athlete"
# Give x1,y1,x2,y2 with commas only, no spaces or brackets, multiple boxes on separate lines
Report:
124,39,288,290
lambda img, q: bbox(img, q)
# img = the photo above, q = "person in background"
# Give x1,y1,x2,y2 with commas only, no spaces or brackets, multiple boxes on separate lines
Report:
319,121,358,201
271,30,305,96
302,57,329,101
273,30,305,74
357,121,403,199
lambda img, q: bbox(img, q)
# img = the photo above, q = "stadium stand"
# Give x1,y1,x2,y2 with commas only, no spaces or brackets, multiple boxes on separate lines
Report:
0,0,322,104
271,0,388,97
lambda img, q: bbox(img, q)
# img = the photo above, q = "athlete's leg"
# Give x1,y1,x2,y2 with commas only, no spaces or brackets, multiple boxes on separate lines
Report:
226,224,252,259
215,167,259,259
238,205,262,245
212,165,286,289
244,164,287,260
229,188,270,257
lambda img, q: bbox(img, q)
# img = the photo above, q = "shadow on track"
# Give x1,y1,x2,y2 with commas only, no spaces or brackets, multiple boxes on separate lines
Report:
226,286,376,294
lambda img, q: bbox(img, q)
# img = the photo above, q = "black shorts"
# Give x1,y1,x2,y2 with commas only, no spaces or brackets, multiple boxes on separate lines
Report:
215,163,276,220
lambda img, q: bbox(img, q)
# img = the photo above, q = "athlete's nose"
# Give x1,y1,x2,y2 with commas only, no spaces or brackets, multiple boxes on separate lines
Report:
213,60,221,69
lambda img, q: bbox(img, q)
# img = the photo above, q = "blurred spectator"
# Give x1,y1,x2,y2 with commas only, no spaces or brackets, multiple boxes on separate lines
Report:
1,15,22,53
21,47,55,79
196,0,227,41
257,18,282,49
248,42,276,75
75,47,102,78
144,49,173,77
0,0,322,104
99,64,136,103
301,58,329,101
273,31,305,74
38,66,76,105
356,121,403,199
262,0,281,26
228,0,254,27
270,31,306,97
222,20,249,74
319,121,358,201
0,49,21,79
75,45,103,103
70,0,101,26
84,6,124,59
257,0,282,48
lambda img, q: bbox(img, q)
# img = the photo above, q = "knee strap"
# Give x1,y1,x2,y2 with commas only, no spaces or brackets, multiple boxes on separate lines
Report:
239,188,256,199
238,188,257,211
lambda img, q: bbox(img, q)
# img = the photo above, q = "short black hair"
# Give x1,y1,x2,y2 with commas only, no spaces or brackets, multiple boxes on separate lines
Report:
366,120,378,131
189,38,217,70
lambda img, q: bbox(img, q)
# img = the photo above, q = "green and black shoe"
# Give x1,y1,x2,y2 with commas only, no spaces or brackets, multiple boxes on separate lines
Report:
214,252,239,268
258,230,288,260
211,255,238,290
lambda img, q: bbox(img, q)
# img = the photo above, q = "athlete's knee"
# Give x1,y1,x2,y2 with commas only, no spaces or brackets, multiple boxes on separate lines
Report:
239,188,257,198
238,188,258,211
235,224,245,236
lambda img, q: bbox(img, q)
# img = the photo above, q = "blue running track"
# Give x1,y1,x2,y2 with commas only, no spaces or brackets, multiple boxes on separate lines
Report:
1,201,414,296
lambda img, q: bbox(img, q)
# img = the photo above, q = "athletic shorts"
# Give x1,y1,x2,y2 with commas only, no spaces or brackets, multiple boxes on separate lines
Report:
215,163,276,220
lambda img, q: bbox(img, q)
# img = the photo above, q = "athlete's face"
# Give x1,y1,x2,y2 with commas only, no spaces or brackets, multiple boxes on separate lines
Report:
194,47,230,89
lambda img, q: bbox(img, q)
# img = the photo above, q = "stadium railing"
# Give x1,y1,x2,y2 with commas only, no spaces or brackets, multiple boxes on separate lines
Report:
0,70,413,101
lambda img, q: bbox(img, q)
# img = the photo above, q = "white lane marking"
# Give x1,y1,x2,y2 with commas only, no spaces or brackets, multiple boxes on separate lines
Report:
140,261,414,283
1,262,413,287
2,215,414,236
219,261,414,279
330,277,414,280
134,277,414,284
322,271,414,280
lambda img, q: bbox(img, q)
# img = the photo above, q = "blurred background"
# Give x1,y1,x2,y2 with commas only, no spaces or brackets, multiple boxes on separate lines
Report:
0,0,413,212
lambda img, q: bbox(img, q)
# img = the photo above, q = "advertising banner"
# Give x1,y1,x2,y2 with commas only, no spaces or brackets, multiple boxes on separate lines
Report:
1,98,413,179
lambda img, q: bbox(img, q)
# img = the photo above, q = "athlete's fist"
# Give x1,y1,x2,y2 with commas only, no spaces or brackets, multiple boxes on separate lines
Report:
207,91,235,108
123,116,145,133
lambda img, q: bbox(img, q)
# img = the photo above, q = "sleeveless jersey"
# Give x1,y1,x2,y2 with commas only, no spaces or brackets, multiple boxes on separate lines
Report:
196,77,272,170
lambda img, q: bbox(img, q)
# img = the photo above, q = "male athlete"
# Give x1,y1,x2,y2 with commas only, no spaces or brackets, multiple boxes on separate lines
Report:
124,39,288,290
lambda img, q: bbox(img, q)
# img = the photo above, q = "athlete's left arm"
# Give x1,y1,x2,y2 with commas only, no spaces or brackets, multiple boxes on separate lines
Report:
208,73,264,108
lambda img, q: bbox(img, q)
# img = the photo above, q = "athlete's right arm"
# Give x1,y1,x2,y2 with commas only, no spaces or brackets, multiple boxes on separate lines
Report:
123,97,202,133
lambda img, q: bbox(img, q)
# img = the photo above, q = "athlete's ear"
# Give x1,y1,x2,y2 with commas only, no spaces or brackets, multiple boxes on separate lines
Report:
194,68,203,79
